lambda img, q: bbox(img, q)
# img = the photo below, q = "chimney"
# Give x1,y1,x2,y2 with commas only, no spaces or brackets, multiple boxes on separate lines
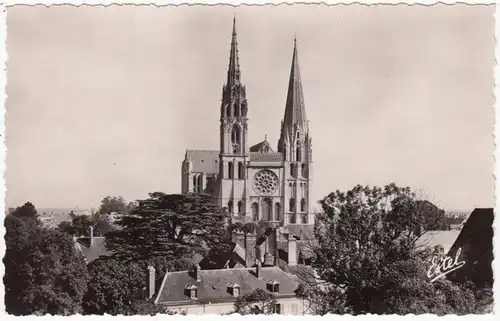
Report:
193,264,201,282
89,226,94,247
256,260,262,278
288,235,297,265
146,265,156,299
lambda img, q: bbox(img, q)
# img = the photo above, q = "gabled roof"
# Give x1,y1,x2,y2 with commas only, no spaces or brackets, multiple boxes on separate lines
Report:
250,139,274,153
76,236,113,263
198,242,246,270
184,149,219,174
155,266,299,305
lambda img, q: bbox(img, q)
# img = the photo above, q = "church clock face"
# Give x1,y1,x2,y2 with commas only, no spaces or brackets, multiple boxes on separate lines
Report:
253,170,279,196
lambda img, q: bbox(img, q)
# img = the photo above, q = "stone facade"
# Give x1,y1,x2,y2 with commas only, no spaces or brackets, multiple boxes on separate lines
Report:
181,18,314,229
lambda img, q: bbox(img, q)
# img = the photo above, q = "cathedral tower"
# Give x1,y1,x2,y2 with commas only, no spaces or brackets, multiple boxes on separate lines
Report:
219,18,249,215
278,39,314,225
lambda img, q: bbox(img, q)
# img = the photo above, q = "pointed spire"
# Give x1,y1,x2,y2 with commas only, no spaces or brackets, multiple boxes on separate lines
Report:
283,37,307,131
227,16,241,86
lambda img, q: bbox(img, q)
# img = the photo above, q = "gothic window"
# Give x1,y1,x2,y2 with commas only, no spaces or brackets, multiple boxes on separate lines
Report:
289,198,295,212
228,200,233,214
226,104,231,117
296,141,302,162
290,163,295,177
301,164,306,177
253,170,279,195
301,214,308,224
235,103,241,117
291,214,297,224
231,125,241,144
238,162,244,179
262,198,273,221
251,202,259,221
228,162,234,179
237,201,243,214
300,198,306,212
192,175,197,192
274,203,281,221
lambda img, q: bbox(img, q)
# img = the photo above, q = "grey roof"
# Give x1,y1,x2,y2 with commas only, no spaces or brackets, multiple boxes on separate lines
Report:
250,140,274,153
76,237,113,263
155,266,299,305
185,150,219,174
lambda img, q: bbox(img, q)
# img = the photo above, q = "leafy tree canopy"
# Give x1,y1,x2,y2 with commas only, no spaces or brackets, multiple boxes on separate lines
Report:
298,184,481,315
10,202,40,225
105,192,231,266
98,196,128,214
4,210,88,315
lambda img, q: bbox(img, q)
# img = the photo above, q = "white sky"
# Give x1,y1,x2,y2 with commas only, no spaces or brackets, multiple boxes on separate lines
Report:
5,4,495,211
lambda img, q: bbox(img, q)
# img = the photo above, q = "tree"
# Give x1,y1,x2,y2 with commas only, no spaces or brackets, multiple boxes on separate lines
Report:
10,202,40,225
4,214,88,315
105,193,231,266
93,214,115,236
98,196,127,214
233,289,278,315
416,200,449,231
298,184,480,315
83,258,146,315
57,213,115,237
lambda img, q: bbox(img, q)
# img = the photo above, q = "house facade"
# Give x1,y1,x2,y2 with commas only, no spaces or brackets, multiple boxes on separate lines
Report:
150,264,310,315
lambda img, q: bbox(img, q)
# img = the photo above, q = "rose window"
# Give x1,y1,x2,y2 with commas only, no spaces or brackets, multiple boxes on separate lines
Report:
253,170,279,195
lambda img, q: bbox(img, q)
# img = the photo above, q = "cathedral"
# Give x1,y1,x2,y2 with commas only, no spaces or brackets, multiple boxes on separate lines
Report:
181,18,314,232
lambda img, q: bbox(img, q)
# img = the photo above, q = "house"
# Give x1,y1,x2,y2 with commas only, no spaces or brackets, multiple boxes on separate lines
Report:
73,227,112,264
149,264,309,315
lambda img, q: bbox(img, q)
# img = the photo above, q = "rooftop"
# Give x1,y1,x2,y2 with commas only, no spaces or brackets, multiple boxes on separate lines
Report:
155,266,299,305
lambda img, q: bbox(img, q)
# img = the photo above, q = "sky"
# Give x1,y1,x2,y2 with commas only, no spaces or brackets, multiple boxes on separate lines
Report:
5,4,495,211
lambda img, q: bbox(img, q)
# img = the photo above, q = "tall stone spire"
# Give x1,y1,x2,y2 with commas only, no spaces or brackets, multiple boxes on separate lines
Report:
278,38,309,158
283,37,307,129
227,16,241,86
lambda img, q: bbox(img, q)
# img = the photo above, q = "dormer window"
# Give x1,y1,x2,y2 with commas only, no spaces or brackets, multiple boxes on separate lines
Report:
266,280,280,293
227,282,240,297
184,284,198,300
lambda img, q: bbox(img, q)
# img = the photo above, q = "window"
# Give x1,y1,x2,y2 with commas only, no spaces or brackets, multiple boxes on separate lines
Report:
290,163,295,176
192,175,197,192
237,201,243,214
274,203,281,221
228,162,234,179
289,198,295,212
291,214,297,224
228,200,233,214
234,103,240,117
296,141,302,162
272,304,281,314
184,285,198,300
300,198,306,212
301,214,308,224
262,198,272,221
226,104,231,117
227,283,240,297
301,164,306,177
238,162,244,179
231,125,241,145
266,280,280,293
251,202,259,221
